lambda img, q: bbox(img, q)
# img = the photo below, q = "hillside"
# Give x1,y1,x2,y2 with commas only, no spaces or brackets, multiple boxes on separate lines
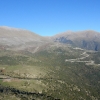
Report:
0,26,50,51
53,30,100,51
0,44,100,100
0,26,100,100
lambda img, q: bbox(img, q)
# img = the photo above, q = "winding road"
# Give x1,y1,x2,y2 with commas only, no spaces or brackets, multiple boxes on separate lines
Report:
65,51,94,65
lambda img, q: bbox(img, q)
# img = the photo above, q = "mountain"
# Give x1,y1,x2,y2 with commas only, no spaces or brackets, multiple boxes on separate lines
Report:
0,26,43,44
53,30,100,51
1,26,100,51
0,26,100,100
0,26,50,51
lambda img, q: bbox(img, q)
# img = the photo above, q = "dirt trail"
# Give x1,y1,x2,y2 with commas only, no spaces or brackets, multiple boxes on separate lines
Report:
32,46,39,53
65,51,94,65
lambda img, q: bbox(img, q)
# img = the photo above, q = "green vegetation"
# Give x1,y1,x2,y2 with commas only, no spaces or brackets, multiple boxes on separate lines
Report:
0,46,100,100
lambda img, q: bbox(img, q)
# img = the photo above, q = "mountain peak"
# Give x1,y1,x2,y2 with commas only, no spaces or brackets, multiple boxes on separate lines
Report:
0,26,47,49
53,30,100,51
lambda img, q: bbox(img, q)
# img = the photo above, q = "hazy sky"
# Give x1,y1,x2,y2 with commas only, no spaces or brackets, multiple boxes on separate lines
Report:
0,0,100,36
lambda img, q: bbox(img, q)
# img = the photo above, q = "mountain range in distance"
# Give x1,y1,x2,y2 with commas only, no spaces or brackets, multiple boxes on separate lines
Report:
0,26,100,51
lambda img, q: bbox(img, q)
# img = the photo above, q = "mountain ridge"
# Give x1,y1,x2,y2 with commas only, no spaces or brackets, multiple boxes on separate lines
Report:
53,30,100,51
0,26,100,51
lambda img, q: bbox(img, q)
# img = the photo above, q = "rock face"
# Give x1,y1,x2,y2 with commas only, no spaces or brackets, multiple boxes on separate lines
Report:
53,30,100,51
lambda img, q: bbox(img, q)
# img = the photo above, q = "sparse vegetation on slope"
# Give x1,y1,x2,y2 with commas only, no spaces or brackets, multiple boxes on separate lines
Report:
0,44,100,100
0,27,100,99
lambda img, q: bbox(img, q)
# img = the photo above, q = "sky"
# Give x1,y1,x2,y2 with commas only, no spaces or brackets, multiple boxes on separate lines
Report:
0,0,100,36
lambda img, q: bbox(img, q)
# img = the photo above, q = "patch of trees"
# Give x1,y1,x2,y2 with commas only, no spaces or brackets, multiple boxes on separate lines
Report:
0,85,60,100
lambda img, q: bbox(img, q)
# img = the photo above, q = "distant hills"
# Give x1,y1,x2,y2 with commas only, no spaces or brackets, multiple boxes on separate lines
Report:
53,30,100,51
0,26,100,51
0,26,49,51
0,26,46,45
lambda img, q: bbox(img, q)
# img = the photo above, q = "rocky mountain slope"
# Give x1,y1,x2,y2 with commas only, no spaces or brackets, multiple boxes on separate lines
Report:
0,26,50,51
53,30,100,51
1,26,100,51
